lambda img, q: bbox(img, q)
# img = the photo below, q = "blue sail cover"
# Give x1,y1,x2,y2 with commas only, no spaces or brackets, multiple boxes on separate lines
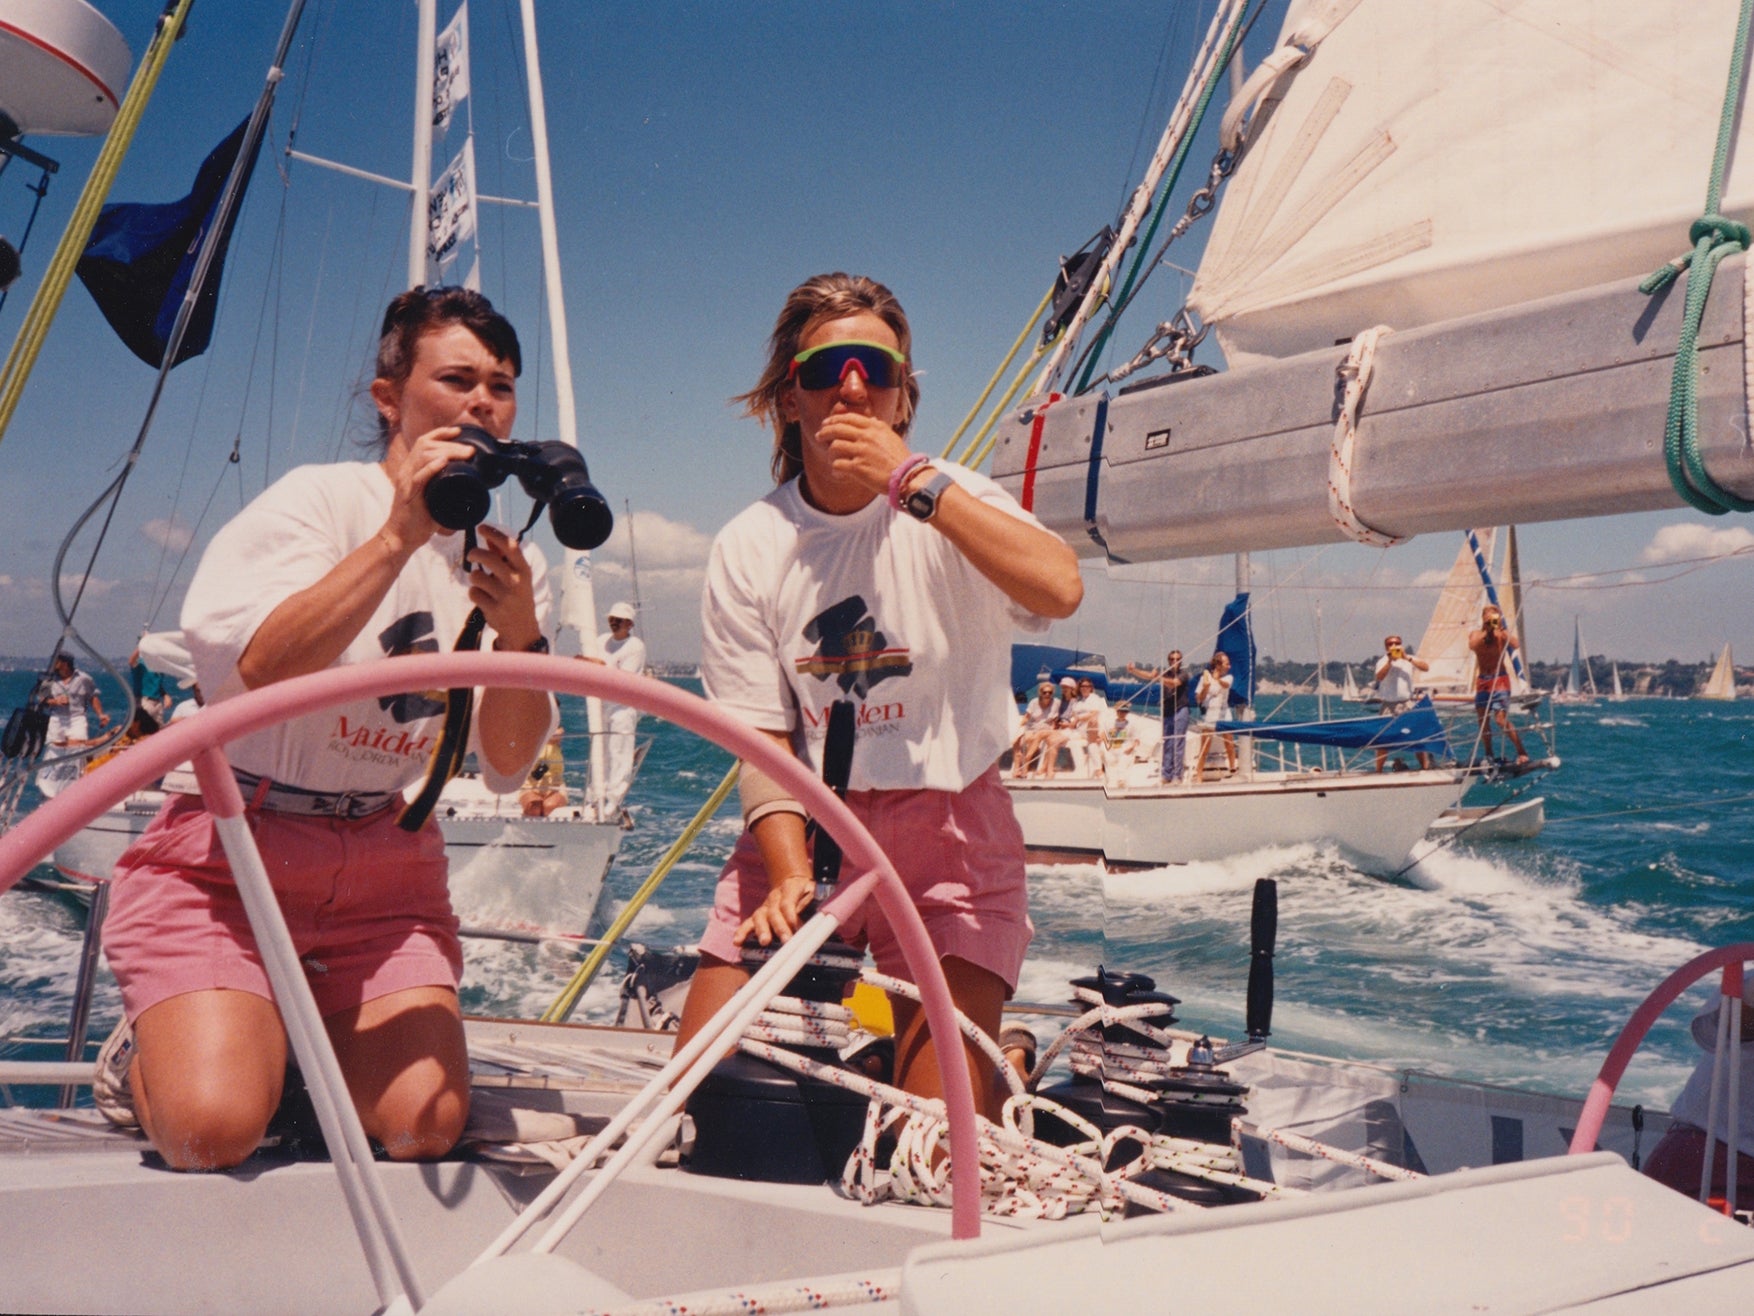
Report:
1011,644,1104,694
1215,696,1449,756
1215,592,1254,708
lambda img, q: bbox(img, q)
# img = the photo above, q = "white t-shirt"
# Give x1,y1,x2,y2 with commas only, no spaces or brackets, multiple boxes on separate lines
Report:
1070,691,1107,729
182,461,555,796
597,630,647,720
47,670,99,741
1018,699,1057,733
1197,671,1234,722
700,462,1051,792
1377,656,1417,704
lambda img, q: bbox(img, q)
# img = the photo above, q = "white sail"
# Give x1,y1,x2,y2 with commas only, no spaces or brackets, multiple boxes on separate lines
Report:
1611,662,1625,701
1342,664,1360,701
1189,0,1754,368
1700,643,1738,700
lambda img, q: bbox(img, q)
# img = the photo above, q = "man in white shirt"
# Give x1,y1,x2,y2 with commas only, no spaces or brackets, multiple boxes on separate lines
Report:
598,601,646,808
44,653,109,745
1372,633,1432,770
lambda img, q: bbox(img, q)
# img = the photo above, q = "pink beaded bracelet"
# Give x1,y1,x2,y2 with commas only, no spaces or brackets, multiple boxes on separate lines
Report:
886,454,931,510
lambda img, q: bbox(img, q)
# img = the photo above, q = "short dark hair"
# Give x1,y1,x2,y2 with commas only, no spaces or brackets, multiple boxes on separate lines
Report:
372,286,521,447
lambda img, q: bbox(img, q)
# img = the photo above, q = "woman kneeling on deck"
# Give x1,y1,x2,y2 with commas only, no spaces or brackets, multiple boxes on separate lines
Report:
673,273,1082,1121
101,288,556,1171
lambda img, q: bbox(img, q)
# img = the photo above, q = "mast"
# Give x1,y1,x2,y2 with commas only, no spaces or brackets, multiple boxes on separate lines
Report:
516,0,609,812
408,0,438,288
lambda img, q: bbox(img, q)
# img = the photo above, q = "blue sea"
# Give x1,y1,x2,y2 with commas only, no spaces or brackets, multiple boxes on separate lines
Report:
2,670,1750,1112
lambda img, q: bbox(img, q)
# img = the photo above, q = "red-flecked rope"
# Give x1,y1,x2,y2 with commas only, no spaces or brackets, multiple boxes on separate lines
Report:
1327,325,1403,547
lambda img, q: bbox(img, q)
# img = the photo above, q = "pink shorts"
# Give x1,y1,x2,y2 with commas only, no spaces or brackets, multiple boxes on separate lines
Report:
697,764,1033,993
103,794,463,1021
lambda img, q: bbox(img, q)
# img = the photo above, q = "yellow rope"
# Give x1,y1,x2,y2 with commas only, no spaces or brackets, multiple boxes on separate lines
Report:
541,760,740,1024
959,337,1057,470
940,286,1054,463
0,0,196,448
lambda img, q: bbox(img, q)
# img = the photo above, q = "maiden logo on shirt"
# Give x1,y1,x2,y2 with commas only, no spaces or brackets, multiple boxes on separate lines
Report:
374,611,446,721
792,595,912,699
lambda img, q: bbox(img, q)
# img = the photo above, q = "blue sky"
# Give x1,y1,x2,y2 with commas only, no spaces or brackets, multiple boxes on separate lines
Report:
1,0,1749,671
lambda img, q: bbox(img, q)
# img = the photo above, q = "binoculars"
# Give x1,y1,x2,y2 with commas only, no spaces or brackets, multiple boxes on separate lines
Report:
423,425,613,551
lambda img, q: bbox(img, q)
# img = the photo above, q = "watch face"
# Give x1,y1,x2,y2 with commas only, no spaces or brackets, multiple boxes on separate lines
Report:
904,470,950,520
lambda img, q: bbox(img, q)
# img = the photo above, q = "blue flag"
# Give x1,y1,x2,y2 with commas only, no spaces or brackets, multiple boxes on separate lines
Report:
76,119,257,368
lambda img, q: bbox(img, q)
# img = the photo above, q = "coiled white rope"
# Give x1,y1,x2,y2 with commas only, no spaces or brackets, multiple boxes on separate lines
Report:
1328,324,1404,547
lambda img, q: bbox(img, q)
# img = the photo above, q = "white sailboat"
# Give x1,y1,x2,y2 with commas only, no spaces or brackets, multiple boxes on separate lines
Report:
1611,662,1628,701
1699,642,1739,700
2,3,1751,1312
1552,616,1599,706
1007,579,1467,876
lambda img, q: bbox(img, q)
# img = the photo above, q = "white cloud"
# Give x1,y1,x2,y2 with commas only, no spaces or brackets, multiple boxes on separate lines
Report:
596,509,713,571
1640,522,1754,564
57,573,121,601
141,517,195,553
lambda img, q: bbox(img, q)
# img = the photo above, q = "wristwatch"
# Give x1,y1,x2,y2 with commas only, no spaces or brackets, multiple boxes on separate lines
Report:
494,634,551,654
902,469,955,522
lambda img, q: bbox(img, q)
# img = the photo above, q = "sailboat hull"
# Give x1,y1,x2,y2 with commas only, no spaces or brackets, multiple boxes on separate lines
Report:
1008,769,1463,876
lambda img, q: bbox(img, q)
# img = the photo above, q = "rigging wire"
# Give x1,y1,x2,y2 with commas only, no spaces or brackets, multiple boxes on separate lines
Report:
1066,0,1268,394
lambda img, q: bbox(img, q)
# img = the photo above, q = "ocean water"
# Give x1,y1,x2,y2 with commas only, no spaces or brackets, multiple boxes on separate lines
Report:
2,672,1750,1112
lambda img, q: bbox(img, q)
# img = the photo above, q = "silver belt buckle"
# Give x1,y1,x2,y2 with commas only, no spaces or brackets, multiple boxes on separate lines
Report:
333,791,361,819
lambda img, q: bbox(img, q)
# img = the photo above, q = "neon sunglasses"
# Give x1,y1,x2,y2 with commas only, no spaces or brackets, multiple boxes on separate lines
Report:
788,339,907,391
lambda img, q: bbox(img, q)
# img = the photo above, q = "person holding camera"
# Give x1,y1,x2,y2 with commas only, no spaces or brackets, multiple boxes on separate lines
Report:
101,286,558,1171
1372,634,1433,770
1190,651,1238,783
1126,649,1191,783
673,272,1082,1121
1467,604,1528,764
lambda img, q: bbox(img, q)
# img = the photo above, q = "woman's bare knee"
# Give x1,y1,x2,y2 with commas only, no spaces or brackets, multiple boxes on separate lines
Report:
132,991,285,1171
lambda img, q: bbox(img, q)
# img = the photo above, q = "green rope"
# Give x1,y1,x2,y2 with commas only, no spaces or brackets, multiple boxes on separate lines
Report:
540,761,740,1024
1638,0,1754,515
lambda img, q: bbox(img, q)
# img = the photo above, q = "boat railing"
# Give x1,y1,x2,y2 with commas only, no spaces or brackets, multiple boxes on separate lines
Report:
0,654,987,1308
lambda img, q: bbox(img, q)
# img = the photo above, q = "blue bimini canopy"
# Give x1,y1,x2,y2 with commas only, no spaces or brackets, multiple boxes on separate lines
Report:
1011,644,1105,695
1214,696,1449,756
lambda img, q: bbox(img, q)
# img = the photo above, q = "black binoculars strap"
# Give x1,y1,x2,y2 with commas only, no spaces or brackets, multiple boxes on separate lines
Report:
397,604,486,833
808,699,857,888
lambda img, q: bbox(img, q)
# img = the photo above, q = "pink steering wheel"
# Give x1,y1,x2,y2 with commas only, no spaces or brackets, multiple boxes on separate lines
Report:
0,653,983,1239
1569,943,1754,1155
